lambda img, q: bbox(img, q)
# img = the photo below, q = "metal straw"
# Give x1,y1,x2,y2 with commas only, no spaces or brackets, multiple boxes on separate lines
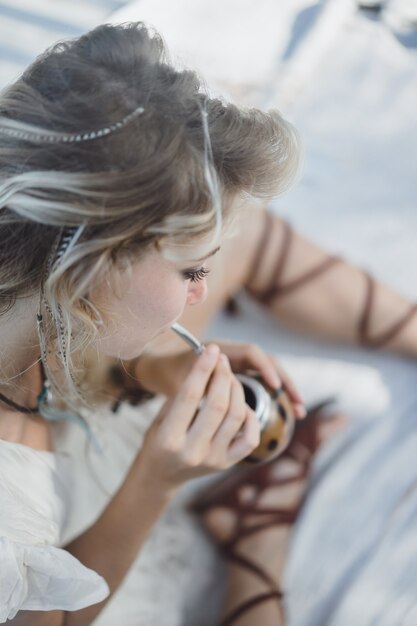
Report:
171,323,205,355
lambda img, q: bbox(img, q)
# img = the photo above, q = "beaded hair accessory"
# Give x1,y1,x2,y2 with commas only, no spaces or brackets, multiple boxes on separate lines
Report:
0,105,145,143
37,223,83,362
28,103,145,442
1,105,145,443
36,224,102,448
39,224,84,361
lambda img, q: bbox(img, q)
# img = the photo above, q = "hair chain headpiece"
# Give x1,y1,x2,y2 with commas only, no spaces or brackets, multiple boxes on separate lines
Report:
0,105,145,144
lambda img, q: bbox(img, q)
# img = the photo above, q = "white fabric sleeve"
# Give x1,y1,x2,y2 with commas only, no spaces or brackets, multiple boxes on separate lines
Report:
0,440,109,622
0,536,109,622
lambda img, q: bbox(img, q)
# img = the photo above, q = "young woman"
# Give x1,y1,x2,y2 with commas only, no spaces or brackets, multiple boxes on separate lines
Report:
0,20,309,626
1,20,416,626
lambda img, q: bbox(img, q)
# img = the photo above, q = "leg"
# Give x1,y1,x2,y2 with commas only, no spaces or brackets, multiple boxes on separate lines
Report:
191,410,346,626
239,206,417,354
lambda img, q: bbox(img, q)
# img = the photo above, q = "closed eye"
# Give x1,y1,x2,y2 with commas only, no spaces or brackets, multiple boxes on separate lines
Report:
182,267,210,283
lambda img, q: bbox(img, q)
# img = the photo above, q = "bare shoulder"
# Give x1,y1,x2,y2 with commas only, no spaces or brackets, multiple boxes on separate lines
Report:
0,409,53,451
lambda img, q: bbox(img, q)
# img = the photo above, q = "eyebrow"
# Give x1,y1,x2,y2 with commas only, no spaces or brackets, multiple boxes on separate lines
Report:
193,246,221,263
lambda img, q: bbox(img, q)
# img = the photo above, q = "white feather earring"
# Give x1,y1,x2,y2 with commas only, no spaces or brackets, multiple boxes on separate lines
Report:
36,226,101,451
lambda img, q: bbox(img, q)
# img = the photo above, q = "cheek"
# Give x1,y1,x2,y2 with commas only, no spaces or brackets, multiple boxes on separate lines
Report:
143,280,189,327
90,266,189,358
93,271,186,326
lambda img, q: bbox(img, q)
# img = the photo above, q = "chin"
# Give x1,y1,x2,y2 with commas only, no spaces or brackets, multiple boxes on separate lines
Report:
156,326,173,339
96,342,147,361
123,343,150,360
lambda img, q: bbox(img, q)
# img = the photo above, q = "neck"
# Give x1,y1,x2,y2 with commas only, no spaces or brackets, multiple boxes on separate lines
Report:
0,296,43,408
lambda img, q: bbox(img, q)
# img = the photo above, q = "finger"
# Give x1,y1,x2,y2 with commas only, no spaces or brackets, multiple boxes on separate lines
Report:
236,343,282,390
211,378,247,449
163,343,220,435
270,356,306,418
272,356,302,401
237,344,304,413
224,343,306,419
227,408,261,464
293,404,307,419
187,353,234,443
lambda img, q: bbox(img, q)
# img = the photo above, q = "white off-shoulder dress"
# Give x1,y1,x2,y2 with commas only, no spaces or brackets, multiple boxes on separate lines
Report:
0,439,108,622
0,356,393,625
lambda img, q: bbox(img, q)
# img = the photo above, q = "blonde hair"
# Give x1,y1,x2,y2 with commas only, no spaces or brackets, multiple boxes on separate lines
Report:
0,22,300,411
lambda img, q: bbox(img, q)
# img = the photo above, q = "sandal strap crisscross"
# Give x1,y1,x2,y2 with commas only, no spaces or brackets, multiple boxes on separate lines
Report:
232,209,417,349
223,549,282,592
220,591,283,626
223,503,305,553
358,271,417,348
190,406,327,625
246,213,341,303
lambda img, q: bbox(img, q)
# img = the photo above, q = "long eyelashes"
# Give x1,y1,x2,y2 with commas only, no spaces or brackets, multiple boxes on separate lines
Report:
182,267,210,283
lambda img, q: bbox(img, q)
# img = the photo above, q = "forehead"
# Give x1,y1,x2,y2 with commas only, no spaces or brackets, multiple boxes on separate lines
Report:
129,242,220,272
157,232,222,264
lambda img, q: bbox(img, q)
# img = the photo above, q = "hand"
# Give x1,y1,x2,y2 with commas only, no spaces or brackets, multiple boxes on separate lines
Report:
209,340,306,419
132,340,306,419
137,344,260,491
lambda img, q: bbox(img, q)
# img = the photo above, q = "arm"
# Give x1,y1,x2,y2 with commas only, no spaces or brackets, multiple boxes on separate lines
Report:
63,456,175,626
9,345,259,626
64,346,258,626
8,611,64,626
122,340,307,418
8,452,176,626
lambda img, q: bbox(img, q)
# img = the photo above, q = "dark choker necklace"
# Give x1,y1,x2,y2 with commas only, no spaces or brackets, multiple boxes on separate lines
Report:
0,360,47,414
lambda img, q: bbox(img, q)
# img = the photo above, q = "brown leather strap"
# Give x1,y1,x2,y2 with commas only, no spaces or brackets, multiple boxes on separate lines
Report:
245,213,417,348
225,210,274,315
267,217,294,291
358,272,417,348
191,408,330,626
245,210,275,286
246,213,341,304
260,256,341,303
220,591,283,626
269,219,293,288
245,212,290,293
223,550,281,591
224,510,299,555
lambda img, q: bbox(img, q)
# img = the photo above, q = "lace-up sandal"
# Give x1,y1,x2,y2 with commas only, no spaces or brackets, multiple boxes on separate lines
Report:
227,210,417,349
245,212,342,303
190,404,339,626
358,271,417,348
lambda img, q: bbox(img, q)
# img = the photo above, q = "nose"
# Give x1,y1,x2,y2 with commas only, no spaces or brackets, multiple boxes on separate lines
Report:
186,278,208,306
